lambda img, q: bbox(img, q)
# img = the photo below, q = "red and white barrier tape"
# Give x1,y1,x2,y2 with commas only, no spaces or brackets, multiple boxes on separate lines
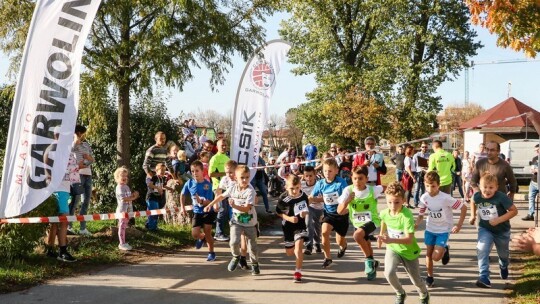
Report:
0,205,193,224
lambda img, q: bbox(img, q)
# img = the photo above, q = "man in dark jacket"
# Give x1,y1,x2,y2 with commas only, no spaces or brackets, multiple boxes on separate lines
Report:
391,145,405,182
451,149,464,198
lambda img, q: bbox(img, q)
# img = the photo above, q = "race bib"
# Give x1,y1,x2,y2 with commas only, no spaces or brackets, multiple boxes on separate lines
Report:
479,205,498,221
353,211,372,223
323,192,339,205
294,201,308,215
428,209,444,223
387,228,404,239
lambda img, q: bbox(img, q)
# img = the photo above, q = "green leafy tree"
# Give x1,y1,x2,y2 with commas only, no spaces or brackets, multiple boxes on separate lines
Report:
0,0,275,168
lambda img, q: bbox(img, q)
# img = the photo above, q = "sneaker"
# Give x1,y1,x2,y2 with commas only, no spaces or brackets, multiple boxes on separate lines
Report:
366,270,377,281
322,258,333,268
239,256,249,270
251,263,260,275
67,228,77,235
442,245,450,265
195,238,205,249
337,246,347,258
365,258,376,274
266,210,274,214
522,214,534,221
293,271,302,283
46,249,57,259
207,252,216,262
420,293,430,304
228,256,240,272
304,246,313,255
476,276,491,288
315,243,322,253
500,265,509,280
214,234,230,242
366,259,379,281
426,276,434,287
395,292,407,304
78,229,92,236
57,251,76,262
118,243,132,251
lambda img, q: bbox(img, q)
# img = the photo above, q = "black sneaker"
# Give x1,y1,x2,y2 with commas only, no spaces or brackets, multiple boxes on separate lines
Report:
46,249,57,259
442,245,450,265
420,293,430,304
239,256,249,270
266,210,274,214
476,276,491,288
500,265,509,280
57,251,76,263
251,263,260,275
337,246,347,258
304,245,313,255
395,292,407,304
522,214,534,221
322,258,333,268
426,276,434,287
228,256,240,272
315,244,322,253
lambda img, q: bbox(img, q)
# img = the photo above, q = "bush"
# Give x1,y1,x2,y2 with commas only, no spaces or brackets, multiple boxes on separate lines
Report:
0,196,57,262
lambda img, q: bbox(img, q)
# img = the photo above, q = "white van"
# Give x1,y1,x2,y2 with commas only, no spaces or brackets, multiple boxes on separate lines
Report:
500,139,539,185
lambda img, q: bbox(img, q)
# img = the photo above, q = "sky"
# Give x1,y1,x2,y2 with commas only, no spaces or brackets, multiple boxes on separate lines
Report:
1,11,539,120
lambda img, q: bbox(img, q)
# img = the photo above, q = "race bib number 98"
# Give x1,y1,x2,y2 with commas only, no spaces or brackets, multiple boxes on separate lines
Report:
479,205,498,221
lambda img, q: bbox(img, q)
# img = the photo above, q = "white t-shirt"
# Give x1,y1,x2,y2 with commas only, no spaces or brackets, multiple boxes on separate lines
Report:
404,156,417,173
302,180,321,210
419,191,464,233
338,185,384,204
222,184,257,227
218,176,236,190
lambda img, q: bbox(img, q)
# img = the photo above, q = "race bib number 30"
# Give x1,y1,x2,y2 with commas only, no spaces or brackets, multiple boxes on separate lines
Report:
479,205,499,221
294,201,308,215
323,192,339,205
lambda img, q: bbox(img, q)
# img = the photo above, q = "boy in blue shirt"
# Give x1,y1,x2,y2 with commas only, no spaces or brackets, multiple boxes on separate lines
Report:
309,158,349,268
180,160,216,261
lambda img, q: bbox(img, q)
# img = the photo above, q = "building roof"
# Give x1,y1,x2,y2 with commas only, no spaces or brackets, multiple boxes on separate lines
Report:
459,97,540,130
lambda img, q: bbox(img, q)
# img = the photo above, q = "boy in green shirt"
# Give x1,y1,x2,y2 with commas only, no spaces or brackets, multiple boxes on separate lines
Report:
378,181,430,304
338,165,383,280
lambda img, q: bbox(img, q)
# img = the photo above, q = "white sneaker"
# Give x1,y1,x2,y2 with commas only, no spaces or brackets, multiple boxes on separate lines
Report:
118,243,132,251
78,229,92,236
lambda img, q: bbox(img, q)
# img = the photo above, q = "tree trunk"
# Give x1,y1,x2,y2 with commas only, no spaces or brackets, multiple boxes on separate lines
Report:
117,82,131,168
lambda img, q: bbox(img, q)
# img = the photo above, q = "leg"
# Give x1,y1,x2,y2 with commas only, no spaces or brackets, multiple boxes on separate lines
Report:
321,222,333,259
425,245,434,277
455,175,464,198
313,209,323,246
47,224,58,247
79,175,93,231
305,207,314,248
384,249,406,295
146,200,159,230
241,233,248,256
215,198,227,237
527,181,538,216
192,226,203,240
118,218,128,245
476,227,495,280
402,257,429,298
203,224,214,252
294,238,304,270
353,229,372,257
229,225,242,257
257,179,270,211
244,226,259,263
493,229,511,270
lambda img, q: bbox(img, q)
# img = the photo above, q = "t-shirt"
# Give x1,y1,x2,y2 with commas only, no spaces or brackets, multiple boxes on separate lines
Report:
181,178,214,214
208,152,230,190
419,191,463,233
116,184,132,213
311,176,348,215
473,191,514,233
380,207,421,260
404,156,417,173
276,192,309,230
219,176,236,191
222,184,257,227
146,174,167,201
339,185,383,228
301,181,320,210
428,149,455,186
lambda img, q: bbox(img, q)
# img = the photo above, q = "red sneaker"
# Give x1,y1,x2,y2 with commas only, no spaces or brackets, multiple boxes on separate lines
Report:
294,272,302,283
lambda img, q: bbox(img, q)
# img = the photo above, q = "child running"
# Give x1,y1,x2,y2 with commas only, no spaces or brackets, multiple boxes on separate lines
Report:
469,171,518,288
378,182,430,304
309,158,349,268
337,165,383,280
180,160,216,261
114,167,140,251
302,166,322,255
205,165,260,275
415,171,467,287
276,175,310,282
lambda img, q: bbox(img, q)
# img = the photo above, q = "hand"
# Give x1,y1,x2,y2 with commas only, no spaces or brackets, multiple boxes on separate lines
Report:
377,234,389,245
133,191,139,198
488,218,500,226
451,225,462,234
363,160,370,166
529,227,540,243
203,206,211,213
372,162,380,168
507,192,514,200
181,207,187,216
511,231,535,253
469,216,476,225
157,188,164,195
300,211,308,219
289,216,299,224
83,154,92,161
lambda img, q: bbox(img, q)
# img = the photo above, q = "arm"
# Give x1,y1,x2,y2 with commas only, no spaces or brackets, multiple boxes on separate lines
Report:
336,189,352,215
513,228,540,255
142,148,154,177
204,193,225,212
230,201,252,213
452,204,467,233
505,165,517,199
428,155,435,171
377,221,387,248
489,204,518,226
415,214,424,230
122,190,140,202
469,199,477,225
470,164,480,192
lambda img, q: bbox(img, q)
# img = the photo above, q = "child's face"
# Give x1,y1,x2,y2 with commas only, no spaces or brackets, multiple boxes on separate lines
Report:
170,146,179,157
224,166,235,180
425,181,440,196
303,171,316,185
118,172,128,185
352,172,367,189
480,180,497,199
386,194,404,213
201,155,210,163
287,183,302,197
323,164,338,182
191,166,204,181
236,171,250,187
156,166,166,176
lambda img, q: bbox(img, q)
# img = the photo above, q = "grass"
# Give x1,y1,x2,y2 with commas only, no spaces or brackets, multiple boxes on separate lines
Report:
0,218,192,294
508,254,540,304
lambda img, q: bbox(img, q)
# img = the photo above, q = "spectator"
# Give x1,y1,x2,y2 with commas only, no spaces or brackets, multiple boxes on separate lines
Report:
352,136,387,186
413,142,430,207
451,150,464,198
209,139,231,240
391,145,405,182
522,144,539,221
304,141,318,167
251,151,272,214
142,131,168,178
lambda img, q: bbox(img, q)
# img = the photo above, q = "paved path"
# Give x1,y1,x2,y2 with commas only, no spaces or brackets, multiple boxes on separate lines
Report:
1,195,535,304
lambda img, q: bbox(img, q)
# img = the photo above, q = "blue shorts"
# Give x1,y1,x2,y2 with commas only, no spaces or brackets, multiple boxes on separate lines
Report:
53,191,70,215
424,231,449,248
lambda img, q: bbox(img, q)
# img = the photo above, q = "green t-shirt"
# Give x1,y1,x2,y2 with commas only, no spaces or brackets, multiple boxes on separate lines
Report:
208,152,230,190
428,149,455,186
347,185,381,228
379,207,421,260
473,191,514,233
